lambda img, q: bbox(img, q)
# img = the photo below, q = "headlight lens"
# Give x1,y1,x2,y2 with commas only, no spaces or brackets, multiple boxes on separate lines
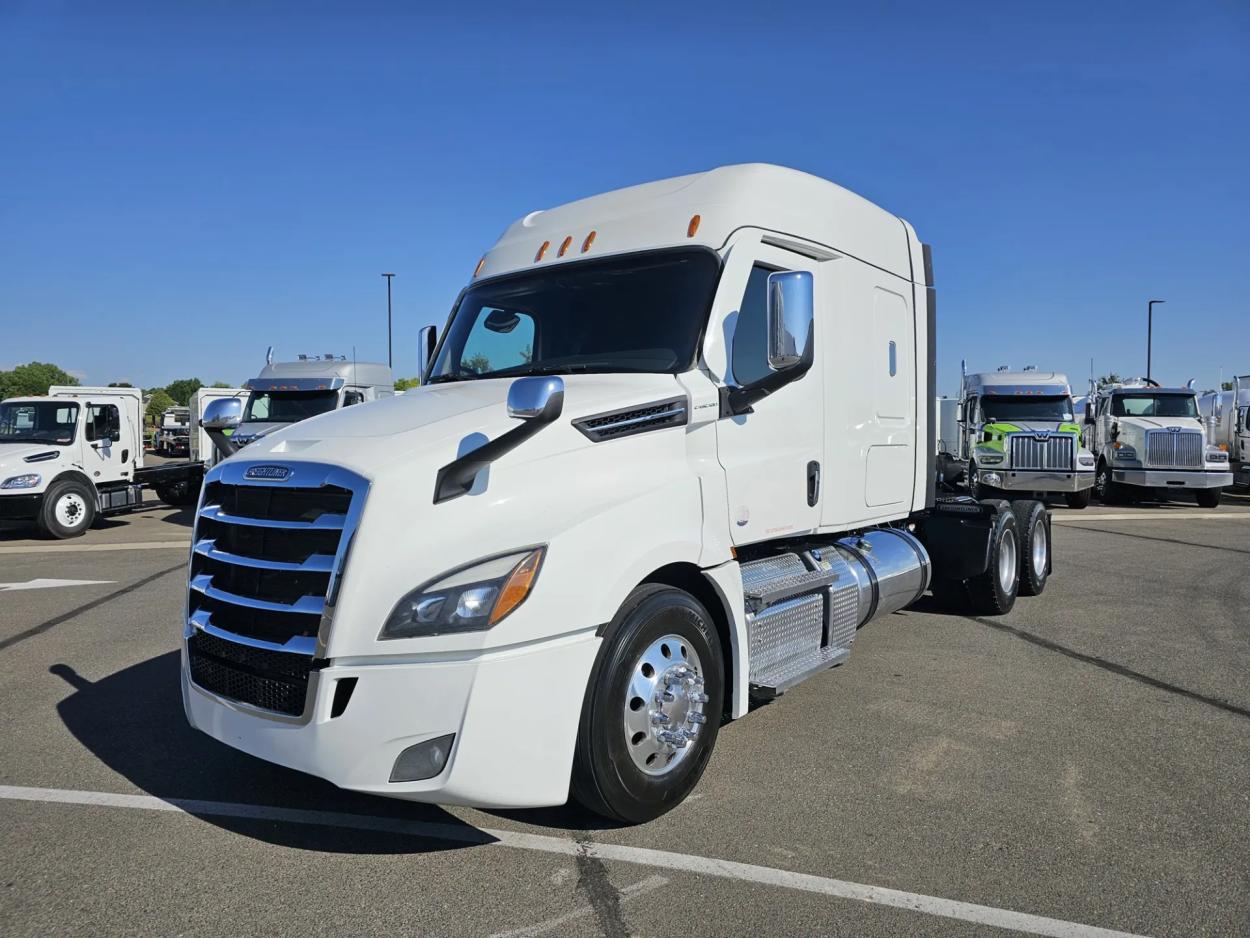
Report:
1113,445,1136,461
1078,454,1096,466
380,547,545,639
1206,447,1229,463
1,473,41,489
978,454,1004,465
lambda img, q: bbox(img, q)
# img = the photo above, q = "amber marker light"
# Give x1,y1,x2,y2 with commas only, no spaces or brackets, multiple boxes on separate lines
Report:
473,256,486,278
687,214,701,238
535,241,550,262
557,236,573,257
581,230,597,253
489,548,545,625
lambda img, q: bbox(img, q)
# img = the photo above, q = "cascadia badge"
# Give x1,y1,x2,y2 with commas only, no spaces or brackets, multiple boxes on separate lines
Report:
244,464,291,481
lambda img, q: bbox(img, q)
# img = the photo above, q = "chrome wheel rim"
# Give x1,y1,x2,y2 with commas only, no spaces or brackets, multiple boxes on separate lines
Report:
998,527,1018,594
1031,520,1048,577
1096,468,1108,497
623,634,706,777
56,492,88,528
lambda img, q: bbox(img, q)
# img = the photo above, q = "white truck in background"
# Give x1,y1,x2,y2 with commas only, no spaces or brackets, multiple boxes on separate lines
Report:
1085,378,1231,506
940,367,1095,508
153,405,191,457
0,386,211,537
1199,375,1250,489
182,163,1057,823
224,351,394,452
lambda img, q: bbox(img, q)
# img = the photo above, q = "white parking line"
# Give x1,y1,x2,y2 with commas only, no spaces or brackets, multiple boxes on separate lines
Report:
1054,512,1250,523
491,874,668,938
0,784,1147,938
0,540,190,555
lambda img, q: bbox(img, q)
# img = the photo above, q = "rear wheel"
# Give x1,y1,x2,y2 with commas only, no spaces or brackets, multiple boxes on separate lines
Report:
37,478,96,539
572,584,724,824
1064,487,1092,509
967,505,1019,615
1011,500,1049,596
1196,488,1223,508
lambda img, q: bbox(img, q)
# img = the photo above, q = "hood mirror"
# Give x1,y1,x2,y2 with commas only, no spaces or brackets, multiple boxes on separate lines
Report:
418,325,437,380
507,376,564,423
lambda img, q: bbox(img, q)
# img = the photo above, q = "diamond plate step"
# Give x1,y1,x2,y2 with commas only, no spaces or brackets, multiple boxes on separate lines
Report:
749,645,850,698
739,553,839,612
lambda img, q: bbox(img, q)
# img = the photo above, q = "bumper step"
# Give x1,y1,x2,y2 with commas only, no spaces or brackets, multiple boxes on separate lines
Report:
749,645,850,698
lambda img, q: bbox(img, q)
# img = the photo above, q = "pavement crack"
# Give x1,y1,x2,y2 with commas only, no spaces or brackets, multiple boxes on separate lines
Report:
1060,523,1250,555
574,837,630,938
972,616,1250,720
0,562,185,654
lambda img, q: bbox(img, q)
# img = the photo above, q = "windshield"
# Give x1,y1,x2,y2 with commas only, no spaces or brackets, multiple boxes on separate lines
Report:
981,395,1074,422
0,401,79,444
1111,394,1199,418
427,248,721,383
243,390,339,423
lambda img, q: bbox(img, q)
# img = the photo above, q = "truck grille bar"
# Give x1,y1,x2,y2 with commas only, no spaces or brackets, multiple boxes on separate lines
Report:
185,462,368,718
1145,430,1203,469
1008,433,1073,471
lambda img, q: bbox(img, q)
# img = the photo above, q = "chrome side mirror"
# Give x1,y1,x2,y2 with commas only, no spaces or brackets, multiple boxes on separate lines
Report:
955,402,965,423
766,270,814,371
418,325,437,380
202,397,242,430
507,376,564,423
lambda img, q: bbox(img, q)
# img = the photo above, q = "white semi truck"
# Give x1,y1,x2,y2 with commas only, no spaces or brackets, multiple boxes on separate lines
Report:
182,164,1055,823
1199,375,1250,489
941,367,1095,509
1085,378,1232,506
0,386,210,537
228,351,394,451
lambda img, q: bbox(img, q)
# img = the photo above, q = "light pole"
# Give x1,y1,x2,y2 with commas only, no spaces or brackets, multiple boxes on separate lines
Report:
382,273,395,368
1146,299,1165,381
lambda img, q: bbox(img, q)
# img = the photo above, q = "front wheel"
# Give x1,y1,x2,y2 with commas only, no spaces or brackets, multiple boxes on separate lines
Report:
571,584,724,824
1095,461,1121,504
1196,488,1223,508
37,478,97,539
1065,487,1092,509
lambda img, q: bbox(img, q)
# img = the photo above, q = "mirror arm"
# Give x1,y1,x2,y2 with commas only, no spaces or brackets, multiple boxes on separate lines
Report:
719,359,813,418
433,416,553,504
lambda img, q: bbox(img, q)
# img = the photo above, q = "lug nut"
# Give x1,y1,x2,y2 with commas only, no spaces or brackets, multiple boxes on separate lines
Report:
651,712,670,725
688,712,707,724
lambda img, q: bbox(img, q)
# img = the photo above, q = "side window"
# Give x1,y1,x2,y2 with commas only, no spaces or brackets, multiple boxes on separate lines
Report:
90,404,119,440
730,265,772,386
459,307,536,375
248,394,270,421
342,390,364,407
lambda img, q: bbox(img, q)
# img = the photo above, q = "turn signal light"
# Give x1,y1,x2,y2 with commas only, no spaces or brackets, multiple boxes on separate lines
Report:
535,241,550,262
557,236,573,258
473,256,486,278
489,548,545,625
687,214,701,238
582,230,597,253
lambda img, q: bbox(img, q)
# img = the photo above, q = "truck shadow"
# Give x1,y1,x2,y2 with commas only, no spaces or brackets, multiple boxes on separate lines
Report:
49,654,495,855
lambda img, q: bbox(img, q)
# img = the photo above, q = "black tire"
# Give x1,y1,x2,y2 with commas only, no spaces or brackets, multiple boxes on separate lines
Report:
1196,488,1222,509
571,584,724,824
967,505,1020,615
1064,488,1092,509
1094,460,1121,504
155,481,198,507
36,478,97,539
1010,500,1049,596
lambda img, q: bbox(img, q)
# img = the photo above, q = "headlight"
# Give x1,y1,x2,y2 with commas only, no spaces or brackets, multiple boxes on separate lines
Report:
380,547,545,639
1113,445,1136,461
1206,448,1229,463
0,473,41,489
1078,454,1095,466
978,454,1004,465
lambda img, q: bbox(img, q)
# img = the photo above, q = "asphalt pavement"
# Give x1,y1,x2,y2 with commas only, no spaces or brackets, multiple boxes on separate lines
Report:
1,491,1248,936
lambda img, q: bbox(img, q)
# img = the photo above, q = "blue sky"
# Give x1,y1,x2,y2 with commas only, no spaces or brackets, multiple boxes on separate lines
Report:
2,1,1247,395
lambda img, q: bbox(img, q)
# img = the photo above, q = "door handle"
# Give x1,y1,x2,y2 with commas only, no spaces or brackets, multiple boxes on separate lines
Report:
806,460,821,507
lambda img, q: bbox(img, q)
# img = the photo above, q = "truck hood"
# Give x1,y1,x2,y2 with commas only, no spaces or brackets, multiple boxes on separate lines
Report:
983,420,1082,435
1115,415,1207,432
0,443,68,480
235,372,689,482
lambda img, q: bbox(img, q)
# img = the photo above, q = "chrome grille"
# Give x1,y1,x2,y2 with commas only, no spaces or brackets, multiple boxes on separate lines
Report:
1145,430,1203,469
185,461,368,718
1008,433,1074,471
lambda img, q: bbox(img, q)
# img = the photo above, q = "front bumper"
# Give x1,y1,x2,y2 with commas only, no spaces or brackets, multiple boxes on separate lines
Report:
0,492,43,521
182,629,601,809
1112,469,1232,489
977,468,1095,493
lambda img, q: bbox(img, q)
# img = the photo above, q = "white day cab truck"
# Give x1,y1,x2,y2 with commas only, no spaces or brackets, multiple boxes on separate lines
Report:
183,164,1057,823
225,350,395,452
1199,376,1250,490
939,366,1095,509
1084,378,1232,507
0,386,211,537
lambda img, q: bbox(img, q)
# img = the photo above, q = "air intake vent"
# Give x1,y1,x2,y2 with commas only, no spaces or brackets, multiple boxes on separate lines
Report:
574,396,688,442
23,451,58,463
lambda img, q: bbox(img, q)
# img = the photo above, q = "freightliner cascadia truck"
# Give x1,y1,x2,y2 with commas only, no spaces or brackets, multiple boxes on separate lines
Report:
183,164,1055,822
943,367,1095,508
1085,378,1231,506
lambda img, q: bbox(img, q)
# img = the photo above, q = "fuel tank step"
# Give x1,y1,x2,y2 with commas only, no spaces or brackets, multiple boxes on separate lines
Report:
739,553,838,612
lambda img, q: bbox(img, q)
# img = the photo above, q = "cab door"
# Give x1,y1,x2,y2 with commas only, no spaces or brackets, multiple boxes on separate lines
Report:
714,241,823,546
84,404,126,482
